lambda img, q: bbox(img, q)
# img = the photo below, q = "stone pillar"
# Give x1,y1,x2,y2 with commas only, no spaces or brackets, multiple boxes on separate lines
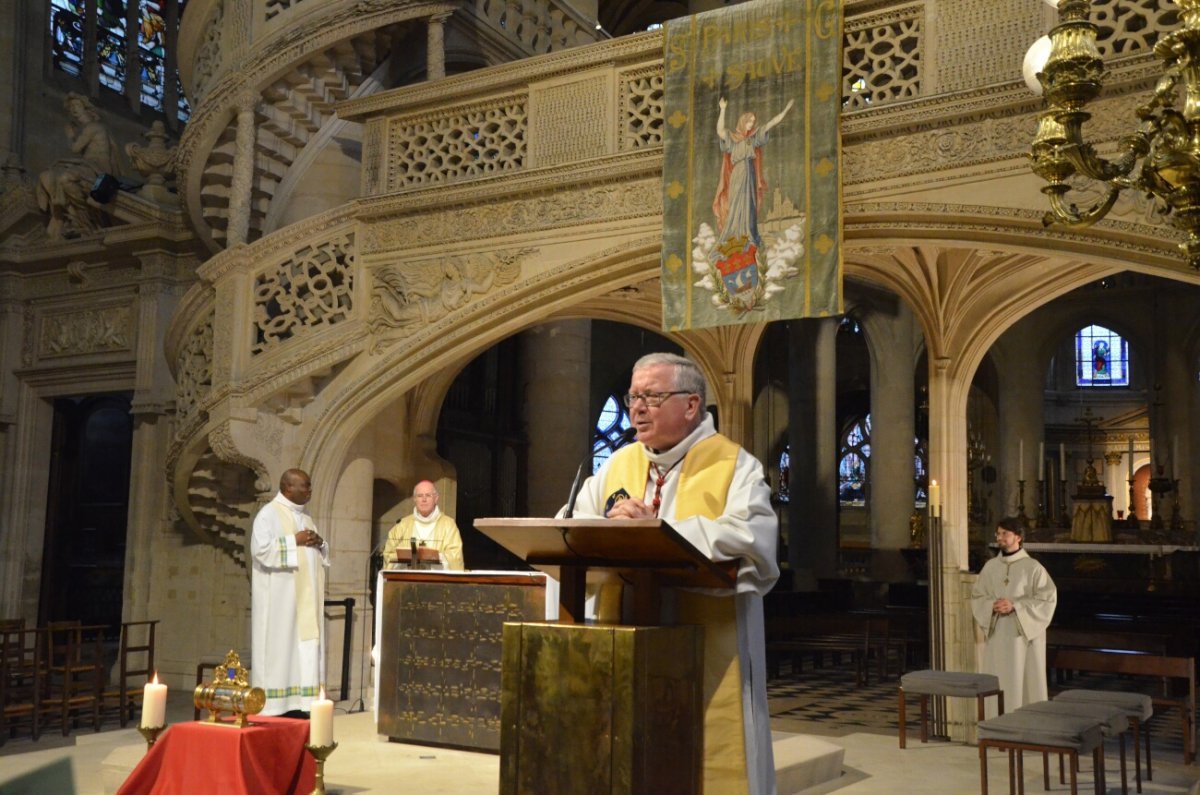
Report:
520,320,591,518
787,318,838,586
0,279,25,618
1160,290,1191,527
860,305,917,559
226,91,258,247
0,0,25,156
327,438,375,704
427,13,451,81
994,326,1046,523
123,252,190,622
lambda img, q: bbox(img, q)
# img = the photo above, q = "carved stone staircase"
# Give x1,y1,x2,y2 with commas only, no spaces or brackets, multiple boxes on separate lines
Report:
185,450,260,567
197,30,394,247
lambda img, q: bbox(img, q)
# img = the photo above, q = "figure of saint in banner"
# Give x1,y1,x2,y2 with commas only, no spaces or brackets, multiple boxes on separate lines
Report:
693,96,805,314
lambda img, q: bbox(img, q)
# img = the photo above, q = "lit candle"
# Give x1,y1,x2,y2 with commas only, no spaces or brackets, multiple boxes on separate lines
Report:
929,479,941,518
1059,443,1066,476
1038,442,1045,481
310,687,334,747
1019,439,1024,481
141,673,167,729
1127,438,1134,479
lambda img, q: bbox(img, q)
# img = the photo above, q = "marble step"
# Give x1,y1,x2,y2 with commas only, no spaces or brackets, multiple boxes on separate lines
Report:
773,731,846,795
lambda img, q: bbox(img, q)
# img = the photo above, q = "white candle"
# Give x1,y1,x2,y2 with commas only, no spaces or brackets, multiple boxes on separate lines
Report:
929,480,941,518
1038,442,1045,481
1059,443,1066,476
310,688,334,747
141,673,167,728
1019,439,1025,481
1127,438,1134,479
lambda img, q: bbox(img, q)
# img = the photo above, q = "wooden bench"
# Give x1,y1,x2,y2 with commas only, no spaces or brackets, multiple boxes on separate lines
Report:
1048,648,1196,765
767,613,904,686
1048,627,1172,657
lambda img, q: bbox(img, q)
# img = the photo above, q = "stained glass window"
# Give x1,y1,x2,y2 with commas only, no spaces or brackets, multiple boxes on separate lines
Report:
777,446,790,504
914,437,928,502
592,395,632,474
50,0,190,121
839,414,871,506
1075,324,1129,387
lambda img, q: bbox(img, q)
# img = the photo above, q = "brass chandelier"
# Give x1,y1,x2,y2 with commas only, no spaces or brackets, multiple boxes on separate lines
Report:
1025,0,1200,269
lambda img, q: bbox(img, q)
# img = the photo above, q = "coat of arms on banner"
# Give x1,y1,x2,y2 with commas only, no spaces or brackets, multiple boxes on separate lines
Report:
661,0,843,332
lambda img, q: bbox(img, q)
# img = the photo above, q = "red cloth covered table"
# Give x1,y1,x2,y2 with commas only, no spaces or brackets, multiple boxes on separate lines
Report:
117,716,317,794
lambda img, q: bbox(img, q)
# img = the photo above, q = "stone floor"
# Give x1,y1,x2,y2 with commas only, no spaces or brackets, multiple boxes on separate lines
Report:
3,675,1200,794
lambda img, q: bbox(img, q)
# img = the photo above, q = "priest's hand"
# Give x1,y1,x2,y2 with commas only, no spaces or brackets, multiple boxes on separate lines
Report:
992,598,1014,615
605,497,654,520
296,529,324,547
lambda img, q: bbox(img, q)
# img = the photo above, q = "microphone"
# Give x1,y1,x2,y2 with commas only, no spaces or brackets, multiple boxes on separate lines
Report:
564,427,638,518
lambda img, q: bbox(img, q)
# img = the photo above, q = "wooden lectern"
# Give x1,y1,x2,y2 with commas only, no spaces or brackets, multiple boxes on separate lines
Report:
475,517,735,795
391,545,442,567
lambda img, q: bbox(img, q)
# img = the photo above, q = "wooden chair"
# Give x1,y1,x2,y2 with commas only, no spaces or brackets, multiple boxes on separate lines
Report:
102,620,159,727
0,625,43,744
41,622,105,736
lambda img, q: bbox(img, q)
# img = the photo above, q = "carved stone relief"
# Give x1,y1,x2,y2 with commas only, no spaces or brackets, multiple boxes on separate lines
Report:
369,248,531,346
361,178,662,253
38,305,134,358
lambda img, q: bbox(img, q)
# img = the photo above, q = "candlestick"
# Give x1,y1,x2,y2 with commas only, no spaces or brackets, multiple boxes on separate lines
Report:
1019,439,1025,481
305,741,339,795
1038,441,1045,481
1060,443,1066,473
929,480,941,518
310,688,334,747
141,673,167,729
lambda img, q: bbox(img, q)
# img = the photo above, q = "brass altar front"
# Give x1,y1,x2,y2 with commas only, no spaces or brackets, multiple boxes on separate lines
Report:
378,571,547,750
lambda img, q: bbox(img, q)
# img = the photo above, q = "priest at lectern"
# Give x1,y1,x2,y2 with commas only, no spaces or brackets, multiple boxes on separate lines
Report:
564,352,779,795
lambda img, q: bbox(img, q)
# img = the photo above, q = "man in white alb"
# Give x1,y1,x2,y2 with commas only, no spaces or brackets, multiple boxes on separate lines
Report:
567,352,779,795
250,468,330,717
970,516,1057,714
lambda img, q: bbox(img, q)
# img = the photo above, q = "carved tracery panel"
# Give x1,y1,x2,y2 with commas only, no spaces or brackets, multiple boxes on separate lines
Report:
176,310,214,424
620,66,664,151
385,97,527,190
252,233,355,356
843,6,923,111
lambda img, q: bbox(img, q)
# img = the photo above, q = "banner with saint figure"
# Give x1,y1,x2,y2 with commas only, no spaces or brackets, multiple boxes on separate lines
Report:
661,0,843,331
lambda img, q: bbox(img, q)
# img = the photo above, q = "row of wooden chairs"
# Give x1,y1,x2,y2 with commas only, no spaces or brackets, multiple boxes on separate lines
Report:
0,618,158,745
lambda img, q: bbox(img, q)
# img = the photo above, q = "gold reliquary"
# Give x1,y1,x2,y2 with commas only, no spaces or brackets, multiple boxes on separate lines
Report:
193,649,266,727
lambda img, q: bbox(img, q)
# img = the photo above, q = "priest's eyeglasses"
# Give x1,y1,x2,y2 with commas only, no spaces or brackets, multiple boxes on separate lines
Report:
623,391,691,408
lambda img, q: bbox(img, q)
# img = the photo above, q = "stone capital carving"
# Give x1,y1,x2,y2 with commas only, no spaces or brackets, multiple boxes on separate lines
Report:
126,121,179,205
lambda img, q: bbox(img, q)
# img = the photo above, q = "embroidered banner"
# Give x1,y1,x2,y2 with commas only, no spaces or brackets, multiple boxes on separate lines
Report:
661,0,843,331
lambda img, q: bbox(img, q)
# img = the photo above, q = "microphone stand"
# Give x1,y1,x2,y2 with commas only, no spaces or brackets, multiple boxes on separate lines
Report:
351,532,391,714
564,427,637,518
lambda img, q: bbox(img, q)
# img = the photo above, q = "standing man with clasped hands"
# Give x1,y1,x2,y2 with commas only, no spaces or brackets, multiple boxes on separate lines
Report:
250,468,330,718
970,516,1057,714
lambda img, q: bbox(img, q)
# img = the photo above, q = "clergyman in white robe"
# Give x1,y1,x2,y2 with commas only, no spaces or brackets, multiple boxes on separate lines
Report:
970,525,1056,715
251,489,330,715
569,411,779,795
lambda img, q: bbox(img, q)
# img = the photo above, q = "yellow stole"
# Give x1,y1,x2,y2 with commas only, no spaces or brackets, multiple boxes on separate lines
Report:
273,502,322,642
603,434,750,795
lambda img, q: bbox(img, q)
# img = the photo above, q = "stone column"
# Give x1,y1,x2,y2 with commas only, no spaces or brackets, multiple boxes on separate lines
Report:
0,279,26,618
226,91,259,247
123,252,190,623
326,438,375,704
993,325,1046,523
787,318,838,586
859,305,917,561
427,13,451,81
519,320,591,517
